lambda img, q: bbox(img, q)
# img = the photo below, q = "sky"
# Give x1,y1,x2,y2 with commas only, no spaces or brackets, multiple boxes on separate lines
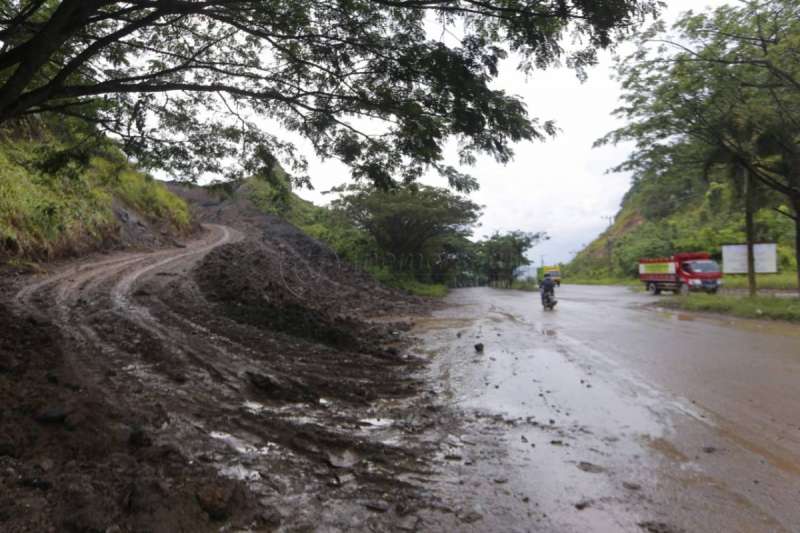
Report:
287,0,733,267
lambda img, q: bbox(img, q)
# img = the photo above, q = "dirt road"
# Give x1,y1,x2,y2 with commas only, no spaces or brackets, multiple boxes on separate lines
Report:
414,285,800,533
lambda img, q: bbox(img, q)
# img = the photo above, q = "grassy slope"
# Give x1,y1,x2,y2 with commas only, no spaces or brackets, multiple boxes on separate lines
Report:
0,140,190,261
567,175,797,286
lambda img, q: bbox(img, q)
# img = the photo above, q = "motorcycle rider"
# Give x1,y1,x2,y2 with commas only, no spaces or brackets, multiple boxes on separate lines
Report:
539,272,556,306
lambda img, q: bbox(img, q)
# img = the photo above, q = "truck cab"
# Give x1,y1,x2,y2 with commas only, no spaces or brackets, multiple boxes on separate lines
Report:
639,252,722,294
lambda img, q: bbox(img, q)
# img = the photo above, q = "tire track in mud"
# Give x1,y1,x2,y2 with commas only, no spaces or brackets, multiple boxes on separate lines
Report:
9,222,440,529
12,224,243,407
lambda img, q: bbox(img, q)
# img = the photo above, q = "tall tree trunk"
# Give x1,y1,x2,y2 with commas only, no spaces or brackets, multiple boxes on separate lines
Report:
793,197,800,296
744,167,757,297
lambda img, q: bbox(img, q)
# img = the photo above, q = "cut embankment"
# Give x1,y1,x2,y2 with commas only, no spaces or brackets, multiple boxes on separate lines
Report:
0,143,192,262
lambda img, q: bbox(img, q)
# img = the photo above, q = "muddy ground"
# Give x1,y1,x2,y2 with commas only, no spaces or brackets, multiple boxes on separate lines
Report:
0,185,455,532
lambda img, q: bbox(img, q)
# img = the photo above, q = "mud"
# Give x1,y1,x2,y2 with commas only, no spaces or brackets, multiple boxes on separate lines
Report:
0,184,442,532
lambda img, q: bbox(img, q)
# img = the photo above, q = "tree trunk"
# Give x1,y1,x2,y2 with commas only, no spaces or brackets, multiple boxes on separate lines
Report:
744,167,757,297
794,198,800,296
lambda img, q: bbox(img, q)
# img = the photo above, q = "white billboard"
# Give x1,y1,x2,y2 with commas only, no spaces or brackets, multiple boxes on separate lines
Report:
722,243,778,274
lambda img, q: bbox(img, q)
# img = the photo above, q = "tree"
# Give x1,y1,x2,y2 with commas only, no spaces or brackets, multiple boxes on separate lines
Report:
332,184,481,282
598,1,800,292
0,1,658,188
478,230,547,287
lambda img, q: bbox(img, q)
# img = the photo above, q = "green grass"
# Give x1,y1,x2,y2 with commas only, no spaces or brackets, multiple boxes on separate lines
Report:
367,267,448,297
720,272,798,290
0,140,190,260
659,293,800,322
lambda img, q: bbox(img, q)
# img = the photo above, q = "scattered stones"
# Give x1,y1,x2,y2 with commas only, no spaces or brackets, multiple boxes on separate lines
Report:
550,440,564,446
365,500,390,513
577,462,605,474
623,481,642,491
702,446,717,454
493,478,508,484
444,454,463,461
474,343,484,353
461,509,483,523
574,500,592,511
638,521,684,533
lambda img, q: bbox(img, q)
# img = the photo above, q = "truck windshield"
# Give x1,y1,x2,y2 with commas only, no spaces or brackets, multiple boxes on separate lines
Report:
684,260,720,273
547,271,561,277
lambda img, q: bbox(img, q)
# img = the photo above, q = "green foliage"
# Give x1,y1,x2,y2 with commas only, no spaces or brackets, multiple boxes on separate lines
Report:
367,267,448,297
588,1,800,286
660,294,800,322
0,1,658,189
0,136,190,260
332,184,482,284
478,230,547,288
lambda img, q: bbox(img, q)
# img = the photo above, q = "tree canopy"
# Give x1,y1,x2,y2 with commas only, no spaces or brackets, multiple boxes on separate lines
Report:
0,1,658,188
332,183,481,273
479,230,546,287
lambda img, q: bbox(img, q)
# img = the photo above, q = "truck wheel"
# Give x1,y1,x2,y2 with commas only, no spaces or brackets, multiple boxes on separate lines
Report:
647,282,657,295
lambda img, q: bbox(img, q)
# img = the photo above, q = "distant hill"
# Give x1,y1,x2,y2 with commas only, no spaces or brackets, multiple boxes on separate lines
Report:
567,170,797,279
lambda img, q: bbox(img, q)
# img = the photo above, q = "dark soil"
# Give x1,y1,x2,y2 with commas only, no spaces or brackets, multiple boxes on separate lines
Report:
0,183,440,531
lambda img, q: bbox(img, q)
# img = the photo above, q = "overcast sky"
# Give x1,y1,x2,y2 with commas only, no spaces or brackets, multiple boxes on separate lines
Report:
291,0,732,266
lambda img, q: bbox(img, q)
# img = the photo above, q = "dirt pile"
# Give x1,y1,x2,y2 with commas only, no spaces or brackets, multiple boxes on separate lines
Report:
0,303,261,532
0,183,440,531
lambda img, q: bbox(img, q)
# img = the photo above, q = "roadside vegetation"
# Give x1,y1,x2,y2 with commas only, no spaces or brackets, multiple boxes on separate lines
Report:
244,174,546,297
568,1,799,321
0,124,190,261
660,294,800,323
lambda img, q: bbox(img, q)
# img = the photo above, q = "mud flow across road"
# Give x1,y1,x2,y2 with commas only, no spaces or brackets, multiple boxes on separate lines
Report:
412,286,800,532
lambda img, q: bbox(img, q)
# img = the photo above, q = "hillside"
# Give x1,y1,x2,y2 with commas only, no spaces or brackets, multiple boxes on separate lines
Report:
568,170,797,279
0,134,191,264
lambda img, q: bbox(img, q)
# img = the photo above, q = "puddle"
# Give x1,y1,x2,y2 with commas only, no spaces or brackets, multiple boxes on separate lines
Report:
209,431,277,456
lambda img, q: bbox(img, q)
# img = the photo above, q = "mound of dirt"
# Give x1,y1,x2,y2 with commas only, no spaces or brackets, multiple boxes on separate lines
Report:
0,181,437,531
0,303,262,532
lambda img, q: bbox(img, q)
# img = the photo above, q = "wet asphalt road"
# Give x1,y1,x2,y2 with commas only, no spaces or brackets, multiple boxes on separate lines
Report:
415,285,800,533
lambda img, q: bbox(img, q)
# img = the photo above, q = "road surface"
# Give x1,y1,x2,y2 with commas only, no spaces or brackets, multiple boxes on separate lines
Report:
414,285,800,533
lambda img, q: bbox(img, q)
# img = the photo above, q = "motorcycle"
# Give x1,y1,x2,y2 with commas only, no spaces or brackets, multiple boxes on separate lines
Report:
541,289,557,310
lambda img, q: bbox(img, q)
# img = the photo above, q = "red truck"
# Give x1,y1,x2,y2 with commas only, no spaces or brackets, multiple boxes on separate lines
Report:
639,252,723,295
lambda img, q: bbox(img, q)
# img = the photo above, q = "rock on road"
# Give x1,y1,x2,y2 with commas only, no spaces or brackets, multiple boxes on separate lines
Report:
414,285,800,533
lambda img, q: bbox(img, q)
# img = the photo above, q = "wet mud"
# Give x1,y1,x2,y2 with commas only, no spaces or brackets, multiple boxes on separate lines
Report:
0,190,445,532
